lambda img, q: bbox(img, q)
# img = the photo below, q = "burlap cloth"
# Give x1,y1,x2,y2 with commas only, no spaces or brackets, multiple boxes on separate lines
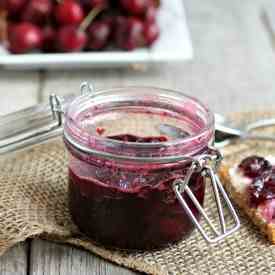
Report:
0,110,275,275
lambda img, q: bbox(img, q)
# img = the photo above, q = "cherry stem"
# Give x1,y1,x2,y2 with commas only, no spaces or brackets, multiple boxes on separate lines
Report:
79,7,103,32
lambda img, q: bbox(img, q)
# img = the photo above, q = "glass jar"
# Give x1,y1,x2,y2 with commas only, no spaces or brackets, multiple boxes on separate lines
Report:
0,83,240,249
61,85,239,249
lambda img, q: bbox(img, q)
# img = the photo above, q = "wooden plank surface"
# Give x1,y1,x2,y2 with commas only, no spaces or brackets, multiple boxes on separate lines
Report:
30,240,136,275
1,0,275,274
0,243,28,275
0,71,39,115
0,71,39,274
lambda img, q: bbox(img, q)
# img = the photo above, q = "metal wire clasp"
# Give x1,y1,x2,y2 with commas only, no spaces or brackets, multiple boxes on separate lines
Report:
49,94,64,126
173,147,240,243
49,82,95,126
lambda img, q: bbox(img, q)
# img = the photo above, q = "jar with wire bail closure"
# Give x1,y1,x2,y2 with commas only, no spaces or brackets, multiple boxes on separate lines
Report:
49,83,239,250
0,83,240,249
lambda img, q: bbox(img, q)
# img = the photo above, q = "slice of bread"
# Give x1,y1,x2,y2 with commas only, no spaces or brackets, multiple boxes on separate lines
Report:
219,158,275,244
216,110,275,244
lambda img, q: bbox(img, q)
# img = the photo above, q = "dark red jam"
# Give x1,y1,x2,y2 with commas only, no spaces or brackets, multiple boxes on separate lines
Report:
246,175,275,207
67,134,205,250
238,155,272,178
107,134,169,143
238,156,275,222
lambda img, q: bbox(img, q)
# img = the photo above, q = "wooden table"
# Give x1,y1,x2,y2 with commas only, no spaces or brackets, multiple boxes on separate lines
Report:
1,0,275,274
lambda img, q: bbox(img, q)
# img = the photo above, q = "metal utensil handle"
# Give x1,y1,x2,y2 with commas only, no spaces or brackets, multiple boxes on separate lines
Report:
0,82,94,155
173,147,240,243
241,133,275,142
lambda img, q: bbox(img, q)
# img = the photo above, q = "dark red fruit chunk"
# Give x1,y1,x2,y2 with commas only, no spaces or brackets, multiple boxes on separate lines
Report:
248,172,275,207
143,21,159,46
22,0,52,25
57,26,87,52
8,22,43,54
119,0,149,15
114,16,144,50
87,20,111,50
3,0,27,16
238,155,272,178
55,0,84,26
108,134,168,143
42,25,56,52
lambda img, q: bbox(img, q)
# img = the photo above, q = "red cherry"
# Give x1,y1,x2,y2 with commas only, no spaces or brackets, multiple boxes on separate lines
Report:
90,0,109,8
119,0,149,15
88,0,109,8
87,20,111,50
7,22,16,36
57,26,87,52
143,21,159,46
22,0,52,25
42,25,56,52
3,0,27,15
115,16,144,50
55,0,84,26
145,4,157,23
8,22,43,54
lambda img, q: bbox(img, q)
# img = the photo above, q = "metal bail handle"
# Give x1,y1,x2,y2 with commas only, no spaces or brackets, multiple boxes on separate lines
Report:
173,147,240,243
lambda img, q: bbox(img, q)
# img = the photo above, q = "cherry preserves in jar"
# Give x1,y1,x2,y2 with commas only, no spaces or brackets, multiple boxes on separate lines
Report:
64,87,216,249
0,84,240,247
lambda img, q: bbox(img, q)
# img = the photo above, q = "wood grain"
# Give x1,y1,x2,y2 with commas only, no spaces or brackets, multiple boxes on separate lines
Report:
0,71,39,115
30,240,137,275
0,243,28,275
0,69,39,275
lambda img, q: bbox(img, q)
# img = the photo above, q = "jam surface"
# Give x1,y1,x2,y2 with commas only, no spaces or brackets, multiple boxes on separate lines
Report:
238,156,272,178
107,134,168,143
238,156,275,223
68,134,205,250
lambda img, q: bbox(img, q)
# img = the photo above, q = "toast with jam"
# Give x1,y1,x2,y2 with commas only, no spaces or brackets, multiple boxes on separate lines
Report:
219,155,275,243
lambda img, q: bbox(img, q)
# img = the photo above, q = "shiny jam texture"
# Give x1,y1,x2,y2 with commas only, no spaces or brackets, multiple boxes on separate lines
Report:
107,134,169,143
238,156,275,222
238,156,272,178
67,134,205,250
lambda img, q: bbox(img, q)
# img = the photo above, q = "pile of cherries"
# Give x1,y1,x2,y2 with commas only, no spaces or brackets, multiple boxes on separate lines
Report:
1,0,160,54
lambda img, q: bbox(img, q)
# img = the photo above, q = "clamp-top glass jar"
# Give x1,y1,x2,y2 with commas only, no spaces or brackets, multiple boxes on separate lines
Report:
0,83,240,250
60,84,239,250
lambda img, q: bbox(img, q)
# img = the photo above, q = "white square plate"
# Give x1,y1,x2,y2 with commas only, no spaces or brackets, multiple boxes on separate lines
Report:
0,0,193,70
